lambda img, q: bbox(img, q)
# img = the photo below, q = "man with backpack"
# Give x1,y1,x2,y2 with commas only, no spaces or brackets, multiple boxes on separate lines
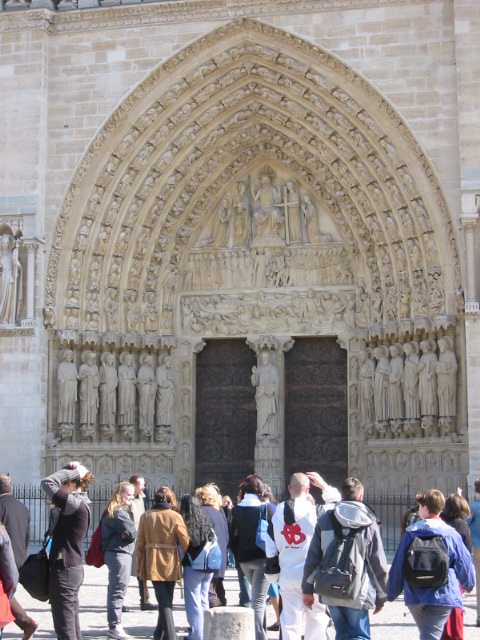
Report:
265,472,339,639
302,476,388,640
388,489,474,640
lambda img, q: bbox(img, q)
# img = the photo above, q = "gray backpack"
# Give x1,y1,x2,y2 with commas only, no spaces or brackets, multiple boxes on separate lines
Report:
308,512,369,601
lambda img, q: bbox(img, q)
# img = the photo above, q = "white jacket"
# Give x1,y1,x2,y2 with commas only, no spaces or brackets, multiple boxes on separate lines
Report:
266,494,319,590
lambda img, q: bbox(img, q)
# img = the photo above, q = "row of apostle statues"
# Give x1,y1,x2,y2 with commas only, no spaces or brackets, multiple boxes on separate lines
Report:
56,349,175,443
358,336,458,438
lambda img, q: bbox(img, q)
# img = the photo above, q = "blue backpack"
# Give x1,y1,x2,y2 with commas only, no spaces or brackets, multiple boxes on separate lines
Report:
188,532,222,572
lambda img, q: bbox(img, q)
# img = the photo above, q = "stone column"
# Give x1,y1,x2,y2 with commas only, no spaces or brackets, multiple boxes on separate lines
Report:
23,240,38,321
460,211,479,312
247,335,294,498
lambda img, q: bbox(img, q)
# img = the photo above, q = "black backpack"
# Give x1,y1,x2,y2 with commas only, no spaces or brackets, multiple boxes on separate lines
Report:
307,512,369,601
403,535,449,588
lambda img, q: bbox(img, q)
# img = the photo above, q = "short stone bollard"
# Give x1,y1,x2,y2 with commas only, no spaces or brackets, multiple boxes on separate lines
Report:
203,605,255,640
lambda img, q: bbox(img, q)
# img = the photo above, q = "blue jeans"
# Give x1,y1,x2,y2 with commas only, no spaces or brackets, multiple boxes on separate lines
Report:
183,566,213,640
329,605,370,640
237,564,252,607
105,551,132,629
240,558,269,640
408,604,452,640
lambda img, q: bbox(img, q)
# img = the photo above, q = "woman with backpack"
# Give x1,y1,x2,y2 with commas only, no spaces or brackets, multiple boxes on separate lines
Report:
229,474,274,640
180,494,216,640
101,482,137,640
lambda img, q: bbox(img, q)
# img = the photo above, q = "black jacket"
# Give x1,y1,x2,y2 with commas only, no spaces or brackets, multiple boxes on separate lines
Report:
0,493,30,569
230,501,274,564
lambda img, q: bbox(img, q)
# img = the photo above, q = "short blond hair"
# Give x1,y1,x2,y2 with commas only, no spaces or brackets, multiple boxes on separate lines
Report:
195,483,222,509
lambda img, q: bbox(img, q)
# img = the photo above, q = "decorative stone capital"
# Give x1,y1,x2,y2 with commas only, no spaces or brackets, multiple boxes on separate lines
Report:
246,335,280,354
192,339,206,354
460,212,478,230
57,329,79,346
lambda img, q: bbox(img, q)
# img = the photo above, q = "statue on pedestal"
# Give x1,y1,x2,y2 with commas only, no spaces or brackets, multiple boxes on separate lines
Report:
118,352,136,441
99,352,118,441
137,354,156,440
251,350,279,441
57,349,77,441
0,227,22,325
418,339,438,435
78,350,99,442
156,355,175,434
359,348,375,434
402,341,421,437
436,337,458,435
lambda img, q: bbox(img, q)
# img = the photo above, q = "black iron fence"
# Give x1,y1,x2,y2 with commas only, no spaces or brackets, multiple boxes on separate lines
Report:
14,485,420,555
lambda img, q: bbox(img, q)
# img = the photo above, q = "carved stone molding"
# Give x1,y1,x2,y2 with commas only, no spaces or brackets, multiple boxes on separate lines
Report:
0,1,433,34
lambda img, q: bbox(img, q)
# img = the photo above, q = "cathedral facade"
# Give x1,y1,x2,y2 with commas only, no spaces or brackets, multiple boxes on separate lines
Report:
0,0,479,496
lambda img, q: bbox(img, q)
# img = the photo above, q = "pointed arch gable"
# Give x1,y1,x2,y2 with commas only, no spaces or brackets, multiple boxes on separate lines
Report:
46,17,461,339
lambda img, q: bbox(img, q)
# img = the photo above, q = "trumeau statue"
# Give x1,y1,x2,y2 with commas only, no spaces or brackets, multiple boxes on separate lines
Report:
78,350,99,442
57,349,78,441
251,350,279,441
0,228,23,326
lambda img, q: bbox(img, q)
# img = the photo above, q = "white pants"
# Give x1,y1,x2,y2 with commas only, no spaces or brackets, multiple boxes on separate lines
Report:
280,586,331,640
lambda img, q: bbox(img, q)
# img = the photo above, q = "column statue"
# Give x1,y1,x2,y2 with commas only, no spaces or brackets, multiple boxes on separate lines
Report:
118,352,137,441
78,350,99,442
388,344,405,436
57,349,77,441
373,346,389,435
359,348,375,434
402,341,421,436
0,230,23,325
251,350,279,440
418,339,438,433
137,353,156,440
436,336,458,435
155,356,175,440
99,352,118,441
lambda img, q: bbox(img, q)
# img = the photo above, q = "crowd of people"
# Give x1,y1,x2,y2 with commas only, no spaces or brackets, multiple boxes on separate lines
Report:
0,464,479,640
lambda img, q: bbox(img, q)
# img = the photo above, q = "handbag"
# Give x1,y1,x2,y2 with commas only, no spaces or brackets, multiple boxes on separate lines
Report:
19,536,50,602
0,579,14,627
85,524,104,568
255,504,268,552
187,532,223,572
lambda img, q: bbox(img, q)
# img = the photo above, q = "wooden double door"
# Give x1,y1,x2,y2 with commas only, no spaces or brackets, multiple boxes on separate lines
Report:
195,337,347,501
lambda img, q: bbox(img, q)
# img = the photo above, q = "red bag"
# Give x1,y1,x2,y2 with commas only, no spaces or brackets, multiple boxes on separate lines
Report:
85,524,104,568
0,579,14,628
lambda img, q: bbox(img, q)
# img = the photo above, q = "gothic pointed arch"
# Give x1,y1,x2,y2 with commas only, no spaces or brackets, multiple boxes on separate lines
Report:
45,17,461,344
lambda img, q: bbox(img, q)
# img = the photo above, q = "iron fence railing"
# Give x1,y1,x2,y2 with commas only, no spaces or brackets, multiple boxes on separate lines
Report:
13,484,425,554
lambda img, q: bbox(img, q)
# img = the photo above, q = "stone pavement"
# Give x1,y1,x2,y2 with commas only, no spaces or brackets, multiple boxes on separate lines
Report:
2,565,479,639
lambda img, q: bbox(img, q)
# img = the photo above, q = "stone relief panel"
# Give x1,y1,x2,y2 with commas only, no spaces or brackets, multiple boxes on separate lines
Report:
179,289,356,337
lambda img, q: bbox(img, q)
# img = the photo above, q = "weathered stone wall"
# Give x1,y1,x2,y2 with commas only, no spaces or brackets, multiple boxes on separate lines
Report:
0,0,478,488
